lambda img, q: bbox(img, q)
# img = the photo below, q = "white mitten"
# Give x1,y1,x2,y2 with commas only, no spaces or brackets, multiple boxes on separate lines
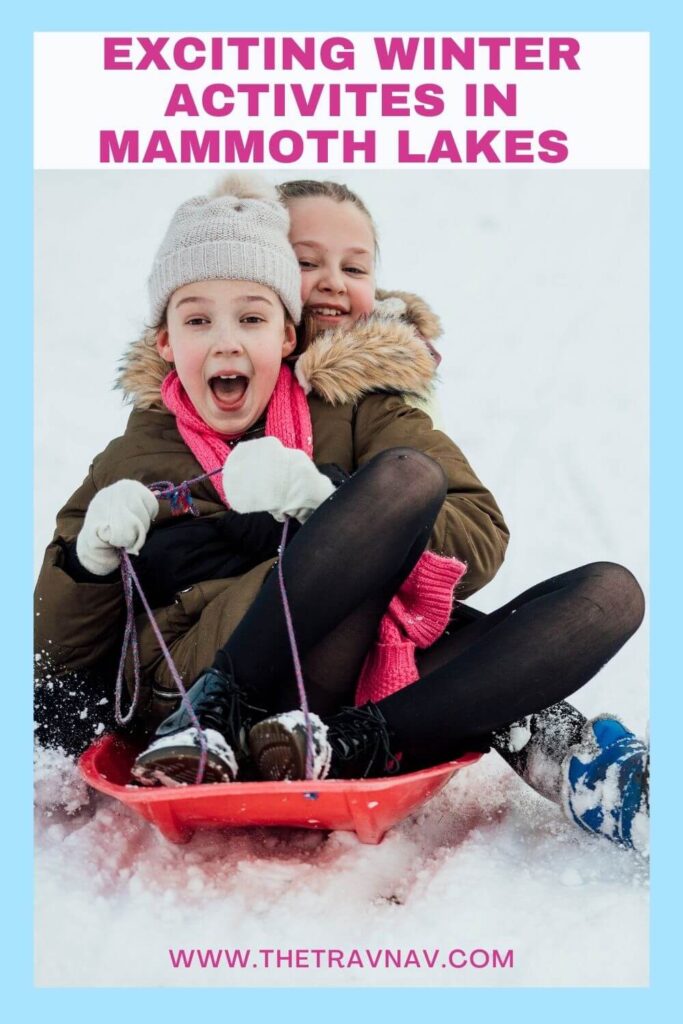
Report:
223,437,335,523
76,480,160,576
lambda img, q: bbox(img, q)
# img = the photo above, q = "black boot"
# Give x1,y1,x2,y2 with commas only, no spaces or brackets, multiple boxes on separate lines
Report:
249,703,401,781
132,661,265,787
491,701,586,803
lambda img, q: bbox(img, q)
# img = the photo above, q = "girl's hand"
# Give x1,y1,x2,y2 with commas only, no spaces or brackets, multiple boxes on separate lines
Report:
223,437,335,524
76,480,160,576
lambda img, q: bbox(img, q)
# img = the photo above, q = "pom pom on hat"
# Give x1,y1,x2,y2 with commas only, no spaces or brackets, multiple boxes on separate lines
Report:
148,173,301,325
211,172,279,204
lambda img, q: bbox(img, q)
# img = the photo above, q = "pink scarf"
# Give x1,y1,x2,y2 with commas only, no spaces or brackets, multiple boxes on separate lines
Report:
161,366,312,505
161,367,466,703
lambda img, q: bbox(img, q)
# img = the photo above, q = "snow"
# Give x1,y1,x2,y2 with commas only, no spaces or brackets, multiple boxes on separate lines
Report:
500,717,532,753
133,727,238,786
259,709,332,779
35,746,648,987
34,171,648,987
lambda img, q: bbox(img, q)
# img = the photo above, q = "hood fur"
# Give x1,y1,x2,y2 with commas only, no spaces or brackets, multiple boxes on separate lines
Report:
115,289,441,411
374,288,442,343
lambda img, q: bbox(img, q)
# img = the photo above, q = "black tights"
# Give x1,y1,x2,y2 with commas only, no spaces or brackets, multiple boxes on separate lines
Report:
387,561,644,770
37,449,645,768
217,447,449,712
217,448,645,770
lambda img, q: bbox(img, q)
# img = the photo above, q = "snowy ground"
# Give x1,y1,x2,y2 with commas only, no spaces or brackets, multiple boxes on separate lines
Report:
35,744,648,987
34,171,649,987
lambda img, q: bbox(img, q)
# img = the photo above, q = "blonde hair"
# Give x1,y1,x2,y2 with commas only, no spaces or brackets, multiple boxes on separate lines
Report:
276,179,379,256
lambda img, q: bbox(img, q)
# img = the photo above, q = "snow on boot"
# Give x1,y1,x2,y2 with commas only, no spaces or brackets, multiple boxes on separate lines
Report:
561,715,649,854
492,701,586,803
248,709,332,781
249,703,400,781
132,662,265,787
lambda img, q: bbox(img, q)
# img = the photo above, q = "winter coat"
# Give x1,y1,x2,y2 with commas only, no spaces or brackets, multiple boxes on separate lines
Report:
34,293,509,726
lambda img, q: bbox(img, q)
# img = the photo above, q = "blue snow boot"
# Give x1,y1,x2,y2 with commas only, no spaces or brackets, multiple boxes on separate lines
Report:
561,715,649,855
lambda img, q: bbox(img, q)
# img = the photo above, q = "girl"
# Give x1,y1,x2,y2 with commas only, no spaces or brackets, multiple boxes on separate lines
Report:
277,178,445,423
34,176,648,853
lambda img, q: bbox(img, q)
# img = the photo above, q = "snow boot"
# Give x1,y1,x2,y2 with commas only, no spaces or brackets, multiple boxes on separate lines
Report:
249,703,401,781
561,715,649,854
492,701,586,803
132,662,265,787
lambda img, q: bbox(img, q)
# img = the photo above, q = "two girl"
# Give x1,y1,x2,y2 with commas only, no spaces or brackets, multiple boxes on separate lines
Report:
35,176,648,853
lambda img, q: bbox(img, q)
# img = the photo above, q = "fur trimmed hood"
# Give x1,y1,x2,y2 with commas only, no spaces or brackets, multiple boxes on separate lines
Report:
115,289,442,411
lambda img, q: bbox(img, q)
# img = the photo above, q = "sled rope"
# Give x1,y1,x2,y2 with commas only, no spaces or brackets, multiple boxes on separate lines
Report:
149,467,223,517
277,516,316,781
115,467,316,782
113,553,140,727
115,550,208,785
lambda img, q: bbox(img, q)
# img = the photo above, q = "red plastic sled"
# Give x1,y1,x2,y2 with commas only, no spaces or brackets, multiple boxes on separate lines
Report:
79,734,482,845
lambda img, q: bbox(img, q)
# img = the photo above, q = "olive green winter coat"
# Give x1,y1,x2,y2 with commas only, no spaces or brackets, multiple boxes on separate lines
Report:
35,295,508,724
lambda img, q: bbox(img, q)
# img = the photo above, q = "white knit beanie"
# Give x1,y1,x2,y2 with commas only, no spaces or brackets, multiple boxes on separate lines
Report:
148,174,302,325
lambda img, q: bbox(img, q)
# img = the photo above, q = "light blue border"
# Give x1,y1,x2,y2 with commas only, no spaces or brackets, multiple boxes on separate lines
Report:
11,0,679,1019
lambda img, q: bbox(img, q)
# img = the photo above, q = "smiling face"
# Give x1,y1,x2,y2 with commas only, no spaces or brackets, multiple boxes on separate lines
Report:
157,280,296,435
288,197,376,331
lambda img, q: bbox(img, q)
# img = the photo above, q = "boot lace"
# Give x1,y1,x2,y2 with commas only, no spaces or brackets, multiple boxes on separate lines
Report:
196,667,266,749
330,703,401,778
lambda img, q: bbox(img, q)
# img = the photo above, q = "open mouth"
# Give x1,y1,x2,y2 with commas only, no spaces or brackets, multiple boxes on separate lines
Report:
209,374,249,410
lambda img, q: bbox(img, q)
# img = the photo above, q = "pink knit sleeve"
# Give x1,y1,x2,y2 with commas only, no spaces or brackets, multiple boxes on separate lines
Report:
355,551,467,705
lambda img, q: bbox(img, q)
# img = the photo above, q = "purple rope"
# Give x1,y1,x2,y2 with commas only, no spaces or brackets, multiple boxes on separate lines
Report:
150,466,222,494
277,517,315,781
115,550,208,785
149,468,223,517
112,465,314,784
113,557,140,727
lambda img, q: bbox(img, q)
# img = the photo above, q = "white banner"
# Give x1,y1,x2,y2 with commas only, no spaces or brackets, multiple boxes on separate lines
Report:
34,31,649,169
